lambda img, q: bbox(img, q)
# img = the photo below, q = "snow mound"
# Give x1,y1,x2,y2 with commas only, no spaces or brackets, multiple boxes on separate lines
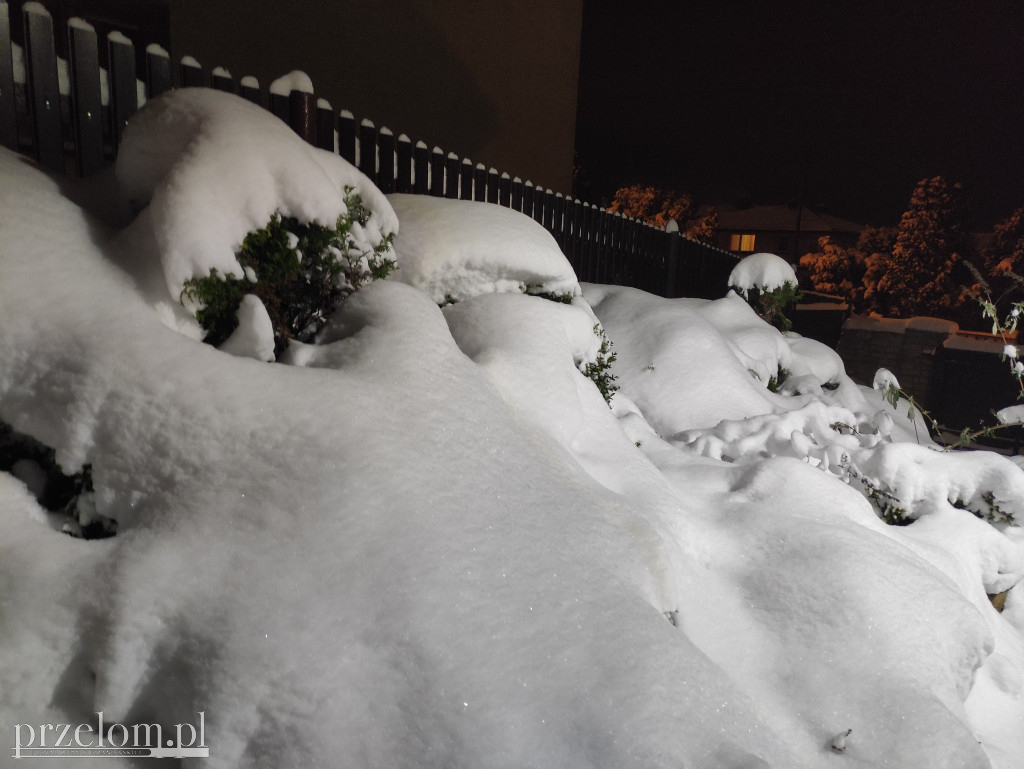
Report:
115,88,396,301
387,193,580,304
729,252,798,294
584,284,779,432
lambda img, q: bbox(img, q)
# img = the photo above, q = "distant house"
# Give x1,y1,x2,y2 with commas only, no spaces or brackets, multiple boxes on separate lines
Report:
714,204,862,258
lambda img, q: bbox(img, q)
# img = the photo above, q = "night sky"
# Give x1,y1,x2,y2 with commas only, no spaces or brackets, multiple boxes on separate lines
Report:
574,0,1024,229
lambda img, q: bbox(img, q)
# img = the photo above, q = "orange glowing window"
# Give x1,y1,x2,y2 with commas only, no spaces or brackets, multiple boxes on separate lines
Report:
730,234,756,251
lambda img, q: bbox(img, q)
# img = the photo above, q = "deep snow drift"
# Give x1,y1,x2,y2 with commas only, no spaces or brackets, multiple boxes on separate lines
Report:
1,89,1022,769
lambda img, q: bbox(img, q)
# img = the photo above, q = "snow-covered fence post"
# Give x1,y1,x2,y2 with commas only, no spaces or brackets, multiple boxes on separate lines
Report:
459,157,473,200
580,203,596,281
473,162,486,202
396,134,413,193
337,109,356,164
529,183,542,224
486,167,499,204
511,176,524,212
552,192,565,249
498,172,511,207
542,188,555,232
665,219,681,298
413,140,429,194
315,99,333,151
107,32,136,151
522,180,536,218
23,4,62,173
358,118,376,182
180,56,204,88
211,66,233,93
68,19,103,176
444,151,459,198
0,2,16,151
429,146,444,196
568,197,584,274
145,44,172,99
377,127,395,193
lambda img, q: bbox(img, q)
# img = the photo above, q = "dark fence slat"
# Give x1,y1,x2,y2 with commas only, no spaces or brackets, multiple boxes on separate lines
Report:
396,133,412,193
358,118,376,182
107,33,137,154
24,6,63,172
473,163,486,202
459,158,473,200
429,146,444,196
180,57,204,88
288,90,315,145
532,186,545,225
542,188,555,232
211,66,234,93
553,192,566,249
569,198,584,274
522,180,534,217
499,172,511,207
145,45,172,98
68,21,103,176
511,176,524,212
0,2,16,150
338,109,356,164
413,140,429,194
269,92,288,123
377,127,395,193
486,167,499,204
444,151,459,199
316,100,333,151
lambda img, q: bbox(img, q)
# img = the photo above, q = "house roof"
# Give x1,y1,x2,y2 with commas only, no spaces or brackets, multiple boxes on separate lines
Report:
716,205,862,233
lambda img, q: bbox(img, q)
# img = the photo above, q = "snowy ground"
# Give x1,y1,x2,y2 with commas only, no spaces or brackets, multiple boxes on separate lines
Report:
1,90,1023,768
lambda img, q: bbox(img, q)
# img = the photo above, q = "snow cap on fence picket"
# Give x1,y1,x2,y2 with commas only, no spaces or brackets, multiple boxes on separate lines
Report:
68,16,95,31
432,146,442,154
240,75,259,88
340,109,354,119
448,151,458,159
476,162,485,170
269,70,314,96
398,133,410,142
212,66,231,78
489,167,497,174
381,127,393,136
146,42,169,57
317,97,331,110
23,2,51,18
415,140,427,149
513,176,522,183
181,55,201,68
666,218,679,233
525,180,534,188
108,30,133,46
360,118,374,128
501,172,510,179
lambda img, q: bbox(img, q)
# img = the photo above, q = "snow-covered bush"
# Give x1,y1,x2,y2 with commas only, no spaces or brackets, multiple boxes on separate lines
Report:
181,199,395,358
728,252,802,330
115,88,397,348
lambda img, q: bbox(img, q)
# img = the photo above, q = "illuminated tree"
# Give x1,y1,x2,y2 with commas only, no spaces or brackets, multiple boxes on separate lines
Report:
799,235,857,298
607,185,718,244
872,177,972,319
858,225,898,314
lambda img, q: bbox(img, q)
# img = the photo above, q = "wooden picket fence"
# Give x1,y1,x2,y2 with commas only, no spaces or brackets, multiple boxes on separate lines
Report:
0,1,738,299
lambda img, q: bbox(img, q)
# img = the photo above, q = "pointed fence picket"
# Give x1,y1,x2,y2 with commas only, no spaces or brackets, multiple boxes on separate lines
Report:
0,0,737,299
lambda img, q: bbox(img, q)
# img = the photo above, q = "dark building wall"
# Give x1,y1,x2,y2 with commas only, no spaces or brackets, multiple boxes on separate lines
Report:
169,0,583,193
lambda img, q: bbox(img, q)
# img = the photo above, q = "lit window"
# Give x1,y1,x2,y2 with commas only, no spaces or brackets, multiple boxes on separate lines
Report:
730,234,756,252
